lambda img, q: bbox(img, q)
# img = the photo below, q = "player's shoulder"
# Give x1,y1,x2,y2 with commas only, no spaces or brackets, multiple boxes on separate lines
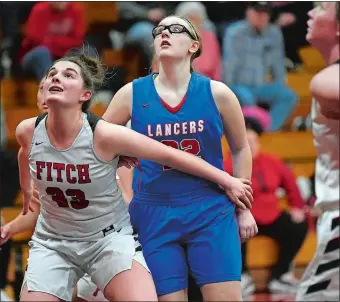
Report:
317,62,339,77
16,117,38,133
132,73,154,86
210,80,234,99
16,117,38,146
94,118,127,147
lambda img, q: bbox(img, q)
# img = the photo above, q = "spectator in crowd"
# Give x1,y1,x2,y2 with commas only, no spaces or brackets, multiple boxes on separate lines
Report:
110,2,216,70
205,1,247,44
0,100,19,302
224,117,308,296
0,2,20,78
175,2,222,80
271,1,314,70
19,1,85,81
223,1,298,131
107,2,169,69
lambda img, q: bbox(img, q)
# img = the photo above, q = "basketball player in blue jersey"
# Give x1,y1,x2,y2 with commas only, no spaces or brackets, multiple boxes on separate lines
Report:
102,15,258,301
15,52,252,301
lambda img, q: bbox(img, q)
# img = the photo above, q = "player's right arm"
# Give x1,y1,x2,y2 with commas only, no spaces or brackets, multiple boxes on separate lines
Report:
0,207,40,246
102,83,132,125
311,64,340,120
16,118,36,215
95,122,253,209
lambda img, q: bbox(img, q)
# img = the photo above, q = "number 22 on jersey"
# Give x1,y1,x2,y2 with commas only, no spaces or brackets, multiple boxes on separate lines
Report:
161,139,201,170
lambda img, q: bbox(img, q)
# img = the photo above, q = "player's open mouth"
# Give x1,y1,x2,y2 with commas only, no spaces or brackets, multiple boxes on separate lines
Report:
161,40,171,47
49,86,64,92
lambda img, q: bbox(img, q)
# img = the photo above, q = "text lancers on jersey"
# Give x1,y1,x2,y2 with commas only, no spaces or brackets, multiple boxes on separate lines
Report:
147,120,205,137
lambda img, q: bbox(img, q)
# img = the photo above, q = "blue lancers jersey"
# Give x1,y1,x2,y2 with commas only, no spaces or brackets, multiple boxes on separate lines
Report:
131,72,225,196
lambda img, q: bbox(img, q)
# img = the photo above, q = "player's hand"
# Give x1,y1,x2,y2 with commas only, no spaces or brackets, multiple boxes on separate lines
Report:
22,186,34,215
224,177,253,210
118,156,139,169
237,209,258,242
289,207,306,223
0,223,12,246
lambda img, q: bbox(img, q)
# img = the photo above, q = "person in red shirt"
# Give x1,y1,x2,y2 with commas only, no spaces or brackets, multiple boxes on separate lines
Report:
20,2,85,81
224,117,308,297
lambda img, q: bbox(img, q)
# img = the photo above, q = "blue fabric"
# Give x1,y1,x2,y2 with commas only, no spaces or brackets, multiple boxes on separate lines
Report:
230,82,297,131
129,188,241,296
131,72,225,196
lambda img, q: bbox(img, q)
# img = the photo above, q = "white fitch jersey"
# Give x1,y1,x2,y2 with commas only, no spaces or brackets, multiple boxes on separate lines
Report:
29,112,130,241
311,99,339,210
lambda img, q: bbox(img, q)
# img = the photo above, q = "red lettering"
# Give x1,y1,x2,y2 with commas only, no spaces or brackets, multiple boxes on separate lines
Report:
46,187,89,210
46,162,53,181
53,163,65,183
36,161,45,180
77,164,91,184
66,164,77,184
161,139,201,171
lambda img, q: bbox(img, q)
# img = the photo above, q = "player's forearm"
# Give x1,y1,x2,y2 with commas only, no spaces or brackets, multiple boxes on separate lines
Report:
162,148,232,188
230,146,252,214
231,145,252,181
8,209,39,235
18,147,33,193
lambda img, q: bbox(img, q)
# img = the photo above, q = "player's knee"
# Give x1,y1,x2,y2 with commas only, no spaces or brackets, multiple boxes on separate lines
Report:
201,281,242,301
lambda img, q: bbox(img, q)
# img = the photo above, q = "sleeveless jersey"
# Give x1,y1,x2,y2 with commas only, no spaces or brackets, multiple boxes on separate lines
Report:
131,72,224,195
312,60,340,209
29,113,130,241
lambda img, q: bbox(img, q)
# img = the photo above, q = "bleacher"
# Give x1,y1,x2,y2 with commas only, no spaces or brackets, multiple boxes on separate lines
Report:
1,2,327,299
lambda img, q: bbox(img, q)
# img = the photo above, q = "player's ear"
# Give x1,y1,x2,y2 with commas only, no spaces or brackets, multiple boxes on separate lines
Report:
189,41,200,56
80,89,92,102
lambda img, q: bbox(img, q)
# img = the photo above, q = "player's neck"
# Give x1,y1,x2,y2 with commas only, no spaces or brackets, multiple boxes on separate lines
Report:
318,43,340,65
157,60,191,90
46,108,83,144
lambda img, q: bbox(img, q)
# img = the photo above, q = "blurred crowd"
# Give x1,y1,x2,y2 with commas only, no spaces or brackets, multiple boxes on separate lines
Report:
0,1,315,132
0,1,318,300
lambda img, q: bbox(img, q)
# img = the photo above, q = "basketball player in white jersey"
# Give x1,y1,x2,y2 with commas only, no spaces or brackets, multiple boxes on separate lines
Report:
16,53,252,301
296,2,339,301
0,78,130,302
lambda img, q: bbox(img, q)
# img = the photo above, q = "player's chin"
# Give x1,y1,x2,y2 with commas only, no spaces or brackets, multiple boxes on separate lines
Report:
320,107,340,120
158,49,176,58
305,32,312,43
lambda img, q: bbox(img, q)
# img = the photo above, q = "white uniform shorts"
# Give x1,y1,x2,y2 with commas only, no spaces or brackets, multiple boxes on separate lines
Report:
76,274,107,301
21,225,148,301
296,209,339,301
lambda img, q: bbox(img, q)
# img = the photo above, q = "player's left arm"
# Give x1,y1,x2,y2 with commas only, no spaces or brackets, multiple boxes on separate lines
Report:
117,166,134,204
211,81,256,229
311,64,340,120
211,80,252,181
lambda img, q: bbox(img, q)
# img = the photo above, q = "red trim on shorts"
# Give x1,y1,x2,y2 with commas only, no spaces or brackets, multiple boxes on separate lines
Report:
160,94,187,114
137,161,142,192
233,208,242,246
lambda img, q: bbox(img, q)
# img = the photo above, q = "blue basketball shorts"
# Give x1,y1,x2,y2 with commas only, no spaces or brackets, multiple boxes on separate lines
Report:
128,188,242,296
